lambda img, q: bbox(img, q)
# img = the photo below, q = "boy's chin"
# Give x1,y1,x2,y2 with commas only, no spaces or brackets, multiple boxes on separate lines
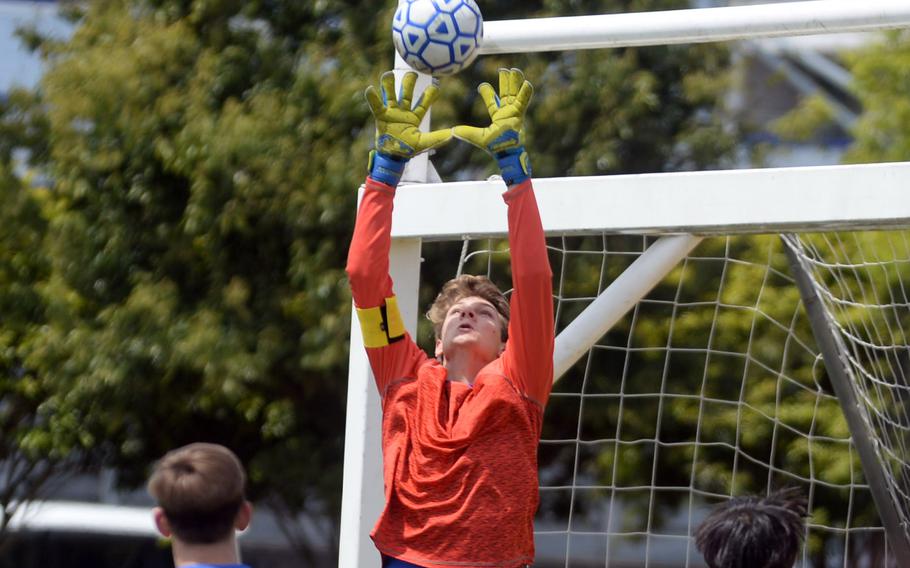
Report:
445,338,498,358
449,333,483,347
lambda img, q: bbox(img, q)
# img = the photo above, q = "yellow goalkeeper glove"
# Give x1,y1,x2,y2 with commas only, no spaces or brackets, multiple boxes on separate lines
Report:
365,70,452,186
453,68,533,186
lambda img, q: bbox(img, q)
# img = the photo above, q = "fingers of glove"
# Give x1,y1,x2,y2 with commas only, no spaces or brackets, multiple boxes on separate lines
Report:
452,124,488,149
413,83,440,121
477,83,499,117
498,68,513,100
508,69,525,101
415,128,453,152
515,79,534,114
365,85,386,117
380,71,398,108
398,71,417,109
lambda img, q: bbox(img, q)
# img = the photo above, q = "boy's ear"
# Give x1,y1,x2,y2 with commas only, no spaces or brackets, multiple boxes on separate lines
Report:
153,507,172,538
235,501,253,531
435,338,443,359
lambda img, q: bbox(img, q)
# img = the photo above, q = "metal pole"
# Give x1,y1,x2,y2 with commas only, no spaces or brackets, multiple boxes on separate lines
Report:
782,234,910,564
479,0,910,54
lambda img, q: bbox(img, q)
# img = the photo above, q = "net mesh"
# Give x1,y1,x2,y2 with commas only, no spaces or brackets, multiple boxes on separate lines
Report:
417,230,910,568
784,232,910,559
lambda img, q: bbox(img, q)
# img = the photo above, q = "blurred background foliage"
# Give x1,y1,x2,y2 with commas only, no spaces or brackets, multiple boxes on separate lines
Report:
0,0,906,563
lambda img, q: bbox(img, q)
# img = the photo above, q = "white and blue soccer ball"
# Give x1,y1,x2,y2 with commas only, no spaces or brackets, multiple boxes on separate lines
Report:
392,0,484,76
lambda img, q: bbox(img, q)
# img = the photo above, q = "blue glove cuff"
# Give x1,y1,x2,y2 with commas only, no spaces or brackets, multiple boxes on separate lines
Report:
369,151,408,187
495,147,532,186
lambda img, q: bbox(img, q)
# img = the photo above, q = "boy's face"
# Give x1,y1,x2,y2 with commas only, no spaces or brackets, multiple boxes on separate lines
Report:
435,295,505,363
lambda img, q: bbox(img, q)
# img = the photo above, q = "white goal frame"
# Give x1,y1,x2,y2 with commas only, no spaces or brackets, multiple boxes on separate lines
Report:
339,2,910,566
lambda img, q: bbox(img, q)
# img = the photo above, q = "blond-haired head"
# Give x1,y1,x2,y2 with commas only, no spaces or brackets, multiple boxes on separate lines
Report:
427,274,509,341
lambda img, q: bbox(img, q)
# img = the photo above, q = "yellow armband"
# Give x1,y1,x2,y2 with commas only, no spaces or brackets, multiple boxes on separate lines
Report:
355,296,406,348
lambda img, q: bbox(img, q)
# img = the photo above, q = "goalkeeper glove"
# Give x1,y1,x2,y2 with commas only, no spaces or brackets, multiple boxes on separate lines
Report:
365,70,452,187
453,68,533,186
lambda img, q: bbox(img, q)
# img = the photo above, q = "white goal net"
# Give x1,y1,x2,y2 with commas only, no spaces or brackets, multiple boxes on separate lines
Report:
418,229,909,567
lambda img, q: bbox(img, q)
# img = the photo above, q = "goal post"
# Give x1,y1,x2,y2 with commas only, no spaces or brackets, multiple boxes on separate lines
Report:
340,2,910,566
339,238,421,568
784,235,910,565
341,163,910,566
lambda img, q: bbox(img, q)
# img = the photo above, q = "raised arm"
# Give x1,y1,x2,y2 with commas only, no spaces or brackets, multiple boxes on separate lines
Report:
454,69,554,406
346,71,452,394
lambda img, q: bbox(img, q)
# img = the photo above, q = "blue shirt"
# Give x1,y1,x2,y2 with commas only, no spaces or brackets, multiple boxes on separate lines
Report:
381,555,424,568
184,564,250,568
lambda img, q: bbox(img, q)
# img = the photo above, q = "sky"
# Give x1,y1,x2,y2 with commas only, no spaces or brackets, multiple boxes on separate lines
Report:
0,1,68,92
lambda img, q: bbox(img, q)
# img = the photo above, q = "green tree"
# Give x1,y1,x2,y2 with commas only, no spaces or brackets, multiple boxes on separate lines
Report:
0,89,74,550
1,0,742,561
0,163,47,548
846,29,910,163
17,0,380,560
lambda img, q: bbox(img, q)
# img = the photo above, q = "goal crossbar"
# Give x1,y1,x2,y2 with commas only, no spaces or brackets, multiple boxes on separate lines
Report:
479,0,910,54
389,162,910,239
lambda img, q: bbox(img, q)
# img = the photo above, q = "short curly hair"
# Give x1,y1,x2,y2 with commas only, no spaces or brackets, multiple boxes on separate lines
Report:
427,275,509,342
694,488,807,568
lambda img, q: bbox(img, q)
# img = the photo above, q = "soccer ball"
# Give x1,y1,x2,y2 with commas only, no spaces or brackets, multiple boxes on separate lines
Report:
392,0,484,76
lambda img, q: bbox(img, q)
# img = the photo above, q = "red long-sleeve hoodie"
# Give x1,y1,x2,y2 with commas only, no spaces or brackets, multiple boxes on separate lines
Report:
346,176,554,568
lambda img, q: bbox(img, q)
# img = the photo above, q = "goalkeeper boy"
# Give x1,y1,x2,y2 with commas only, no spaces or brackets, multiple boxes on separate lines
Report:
346,68,553,568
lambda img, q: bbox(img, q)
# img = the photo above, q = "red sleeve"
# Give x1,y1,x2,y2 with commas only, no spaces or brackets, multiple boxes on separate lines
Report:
500,179,555,407
346,177,428,395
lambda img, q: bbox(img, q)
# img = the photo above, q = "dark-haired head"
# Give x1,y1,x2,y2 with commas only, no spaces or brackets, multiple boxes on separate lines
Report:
694,488,808,568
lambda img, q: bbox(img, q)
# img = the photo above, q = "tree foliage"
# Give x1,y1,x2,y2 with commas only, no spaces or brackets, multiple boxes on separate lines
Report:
846,30,910,163
10,0,383,558
0,0,743,561
0,89,68,549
